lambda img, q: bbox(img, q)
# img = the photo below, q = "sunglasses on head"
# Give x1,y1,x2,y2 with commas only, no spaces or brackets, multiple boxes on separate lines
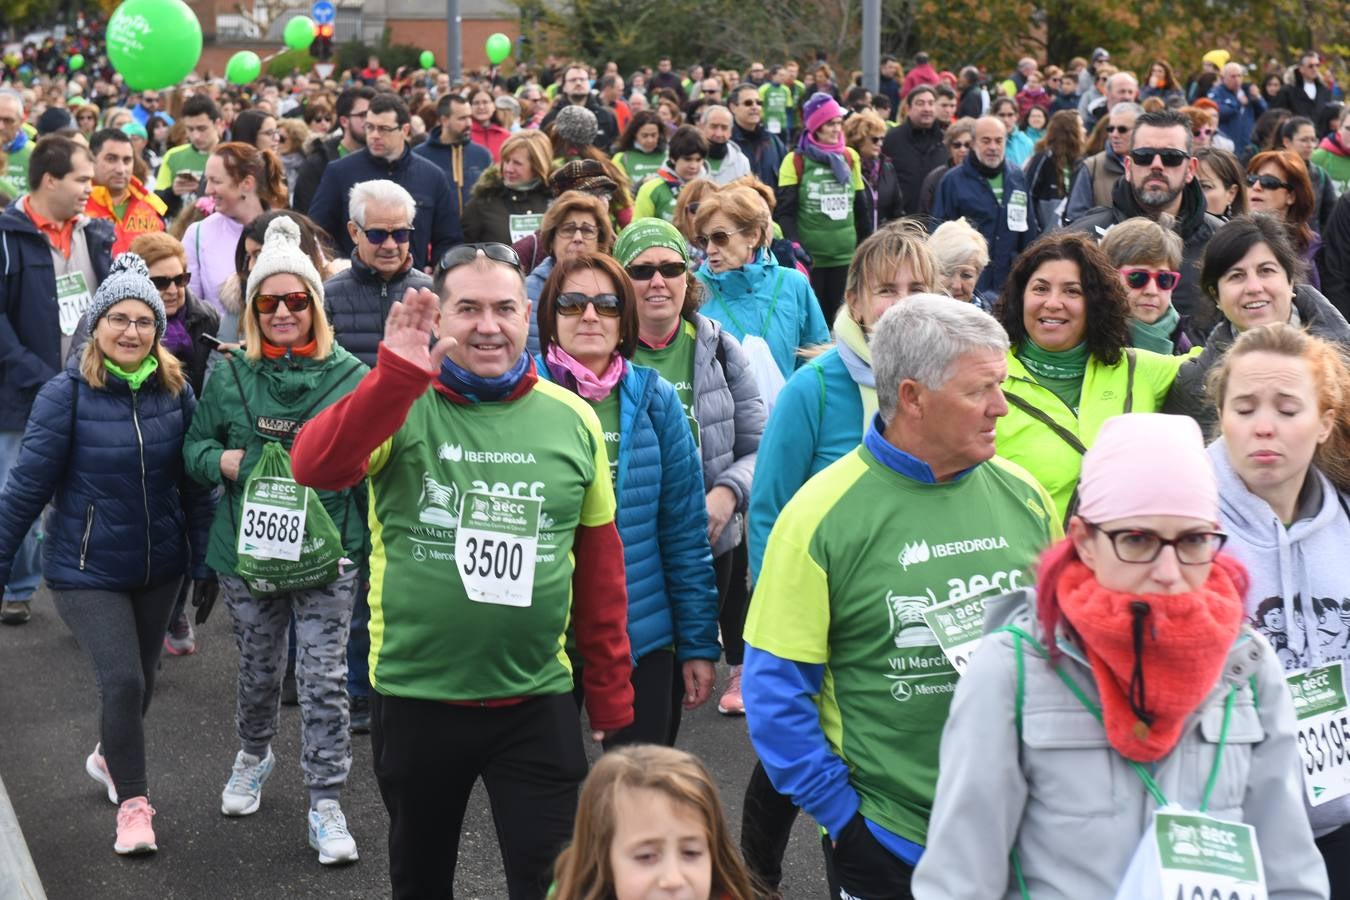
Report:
693,226,749,251
1120,268,1182,291
1247,173,1293,191
626,261,687,281
150,273,191,290
556,292,622,317
254,292,312,315
437,242,522,275
359,225,412,245
1128,147,1190,168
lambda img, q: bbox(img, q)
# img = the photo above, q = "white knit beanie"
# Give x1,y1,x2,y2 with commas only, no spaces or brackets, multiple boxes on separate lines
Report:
245,216,324,307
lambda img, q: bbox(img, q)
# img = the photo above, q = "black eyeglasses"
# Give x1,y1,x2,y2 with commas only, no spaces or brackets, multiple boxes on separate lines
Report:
626,262,687,281
693,226,749,250
437,243,522,275
150,273,191,290
1083,521,1227,565
359,225,412,245
1247,173,1293,191
556,292,622,318
255,292,312,315
1119,268,1181,291
1128,147,1190,168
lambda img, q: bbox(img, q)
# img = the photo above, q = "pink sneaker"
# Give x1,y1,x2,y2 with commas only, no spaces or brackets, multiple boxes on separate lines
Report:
86,744,117,804
718,665,745,716
114,797,157,855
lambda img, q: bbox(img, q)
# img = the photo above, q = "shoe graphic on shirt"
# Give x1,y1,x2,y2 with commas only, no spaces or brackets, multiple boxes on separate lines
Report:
886,590,939,648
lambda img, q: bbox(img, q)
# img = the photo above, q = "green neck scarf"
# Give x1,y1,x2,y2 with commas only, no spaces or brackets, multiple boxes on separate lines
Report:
104,355,159,391
1017,339,1089,412
1129,305,1180,355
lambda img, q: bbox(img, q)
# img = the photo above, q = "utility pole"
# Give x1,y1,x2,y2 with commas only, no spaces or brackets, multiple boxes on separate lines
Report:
446,0,461,80
862,0,880,93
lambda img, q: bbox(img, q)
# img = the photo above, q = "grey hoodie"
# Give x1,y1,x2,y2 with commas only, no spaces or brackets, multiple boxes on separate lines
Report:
1210,438,1350,836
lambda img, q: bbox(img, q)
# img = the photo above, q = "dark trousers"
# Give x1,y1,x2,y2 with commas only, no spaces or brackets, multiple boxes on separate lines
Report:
809,264,849,324
1316,822,1350,899
820,815,915,900
371,692,588,900
714,540,750,666
575,649,681,749
741,759,800,891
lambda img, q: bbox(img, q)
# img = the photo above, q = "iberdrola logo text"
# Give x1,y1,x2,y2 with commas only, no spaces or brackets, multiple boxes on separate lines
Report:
438,443,538,464
898,536,1011,570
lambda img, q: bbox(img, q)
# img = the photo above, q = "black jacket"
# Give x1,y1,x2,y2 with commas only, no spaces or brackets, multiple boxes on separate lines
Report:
1322,191,1350,320
413,126,494,220
540,95,620,152
291,134,343,215
882,120,948,216
855,157,905,241
307,145,462,271
731,122,788,189
1273,75,1333,125
323,252,435,368
462,167,553,246
1067,177,1222,341
919,163,951,218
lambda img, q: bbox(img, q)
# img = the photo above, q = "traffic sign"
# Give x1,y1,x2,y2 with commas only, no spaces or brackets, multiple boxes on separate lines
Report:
310,1,335,25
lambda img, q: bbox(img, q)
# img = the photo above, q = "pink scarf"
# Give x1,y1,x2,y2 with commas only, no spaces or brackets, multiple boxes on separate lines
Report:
545,344,627,401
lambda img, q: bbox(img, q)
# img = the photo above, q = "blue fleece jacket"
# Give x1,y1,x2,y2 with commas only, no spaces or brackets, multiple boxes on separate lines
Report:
931,154,1039,296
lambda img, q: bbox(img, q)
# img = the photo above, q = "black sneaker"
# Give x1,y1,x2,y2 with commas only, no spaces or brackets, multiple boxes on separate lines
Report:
349,694,370,734
281,662,298,706
1,600,31,625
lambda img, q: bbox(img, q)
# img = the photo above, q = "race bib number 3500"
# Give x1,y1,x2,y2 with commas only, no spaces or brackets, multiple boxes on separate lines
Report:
1288,661,1350,806
454,490,541,607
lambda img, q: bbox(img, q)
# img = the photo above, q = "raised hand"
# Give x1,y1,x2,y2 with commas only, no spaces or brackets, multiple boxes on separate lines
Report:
383,287,457,372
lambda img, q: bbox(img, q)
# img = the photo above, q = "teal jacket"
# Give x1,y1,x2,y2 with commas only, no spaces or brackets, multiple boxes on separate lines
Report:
748,348,864,580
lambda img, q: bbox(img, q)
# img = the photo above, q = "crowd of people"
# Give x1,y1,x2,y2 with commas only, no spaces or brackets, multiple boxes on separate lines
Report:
3,33,1350,900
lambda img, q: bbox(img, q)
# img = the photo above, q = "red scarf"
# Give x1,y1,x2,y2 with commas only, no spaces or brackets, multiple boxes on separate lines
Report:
1056,559,1244,762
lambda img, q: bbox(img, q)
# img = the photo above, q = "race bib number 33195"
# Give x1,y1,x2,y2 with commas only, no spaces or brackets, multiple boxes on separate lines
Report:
1288,661,1350,806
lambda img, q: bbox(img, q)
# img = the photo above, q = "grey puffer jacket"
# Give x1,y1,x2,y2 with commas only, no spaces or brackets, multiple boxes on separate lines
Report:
1164,284,1350,438
690,314,765,556
322,254,434,368
912,589,1328,900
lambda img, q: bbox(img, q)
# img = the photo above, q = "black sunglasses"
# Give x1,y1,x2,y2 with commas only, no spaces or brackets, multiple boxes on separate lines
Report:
1128,147,1190,168
626,262,687,281
1247,173,1293,191
1106,125,1133,135
359,225,412,245
693,227,749,250
556,292,622,317
255,292,312,315
150,273,191,290
437,242,522,275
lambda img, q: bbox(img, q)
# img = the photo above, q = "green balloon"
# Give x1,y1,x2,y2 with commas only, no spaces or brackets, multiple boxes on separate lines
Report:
69,53,85,71
420,50,435,69
283,15,316,51
225,50,262,85
485,32,511,66
106,0,203,91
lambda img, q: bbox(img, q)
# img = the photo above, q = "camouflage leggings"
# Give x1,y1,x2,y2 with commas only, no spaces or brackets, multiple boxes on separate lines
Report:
219,569,356,790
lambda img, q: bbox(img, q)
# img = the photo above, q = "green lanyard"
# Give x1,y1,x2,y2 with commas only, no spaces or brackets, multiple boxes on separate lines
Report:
705,268,785,339
999,624,1237,898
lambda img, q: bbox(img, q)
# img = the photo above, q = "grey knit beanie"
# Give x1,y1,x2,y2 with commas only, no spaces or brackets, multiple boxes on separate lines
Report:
245,216,324,307
554,104,599,148
89,252,166,341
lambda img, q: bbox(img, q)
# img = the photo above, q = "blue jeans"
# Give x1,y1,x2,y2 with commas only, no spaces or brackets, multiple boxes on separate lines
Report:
0,430,42,602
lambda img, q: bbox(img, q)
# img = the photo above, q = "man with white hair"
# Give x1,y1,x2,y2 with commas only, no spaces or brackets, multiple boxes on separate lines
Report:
1083,70,1138,130
743,296,1057,899
1065,101,1142,222
0,90,32,200
1209,61,1265,152
699,105,752,185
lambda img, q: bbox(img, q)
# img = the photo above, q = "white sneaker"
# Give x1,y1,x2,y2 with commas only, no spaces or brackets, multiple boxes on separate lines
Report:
308,799,359,865
86,743,118,805
220,749,275,816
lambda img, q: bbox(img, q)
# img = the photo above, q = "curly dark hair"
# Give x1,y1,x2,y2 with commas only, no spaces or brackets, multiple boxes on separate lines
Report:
996,231,1131,366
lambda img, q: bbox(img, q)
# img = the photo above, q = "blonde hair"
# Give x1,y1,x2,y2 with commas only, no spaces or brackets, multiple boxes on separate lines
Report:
844,109,887,154
80,334,186,395
499,130,552,184
844,219,942,321
928,217,991,274
128,231,188,270
692,183,772,248
550,745,757,900
1208,323,1350,493
240,278,336,362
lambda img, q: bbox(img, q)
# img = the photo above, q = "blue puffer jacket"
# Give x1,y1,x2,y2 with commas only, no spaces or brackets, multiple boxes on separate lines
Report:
0,357,215,592
524,255,555,357
539,358,719,662
0,200,115,431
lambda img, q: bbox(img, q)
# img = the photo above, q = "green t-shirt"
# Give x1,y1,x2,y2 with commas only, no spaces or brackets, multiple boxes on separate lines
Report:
633,177,679,223
745,445,1058,845
337,142,351,158
154,143,211,191
613,149,665,191
1,140,32,200
777,151,864,268
987,172,1005,202
633,321,699,447
365,380,616,701
759,83,792,136
591,390,621,486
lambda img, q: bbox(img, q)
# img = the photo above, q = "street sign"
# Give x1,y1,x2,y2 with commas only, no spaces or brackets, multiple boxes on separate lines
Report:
310,1,335,25
314,62,335,78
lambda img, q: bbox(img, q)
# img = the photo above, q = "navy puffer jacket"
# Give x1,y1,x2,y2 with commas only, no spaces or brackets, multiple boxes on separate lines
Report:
0,357,216,592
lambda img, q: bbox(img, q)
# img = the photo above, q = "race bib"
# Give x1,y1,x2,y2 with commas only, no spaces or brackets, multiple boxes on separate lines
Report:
57,271,93,337
1007,190,1029,232
921,594,986,675
818,183,850,221
1288,662,1350,806
1151,810,1267,900
237,477,308,562
767,119,782,134
508,213,543,244
454,490,541,607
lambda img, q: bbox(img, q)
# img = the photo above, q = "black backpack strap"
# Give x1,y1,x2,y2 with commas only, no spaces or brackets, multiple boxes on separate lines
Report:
1003,391,1088,455
713,329,729,384
1122,349,1137,414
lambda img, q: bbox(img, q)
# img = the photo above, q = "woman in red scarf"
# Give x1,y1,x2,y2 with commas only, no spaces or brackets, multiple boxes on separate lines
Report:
913,413,1328,899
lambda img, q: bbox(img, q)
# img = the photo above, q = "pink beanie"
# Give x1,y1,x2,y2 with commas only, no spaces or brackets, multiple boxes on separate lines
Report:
803,92,847,135
1077,414,1218,525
